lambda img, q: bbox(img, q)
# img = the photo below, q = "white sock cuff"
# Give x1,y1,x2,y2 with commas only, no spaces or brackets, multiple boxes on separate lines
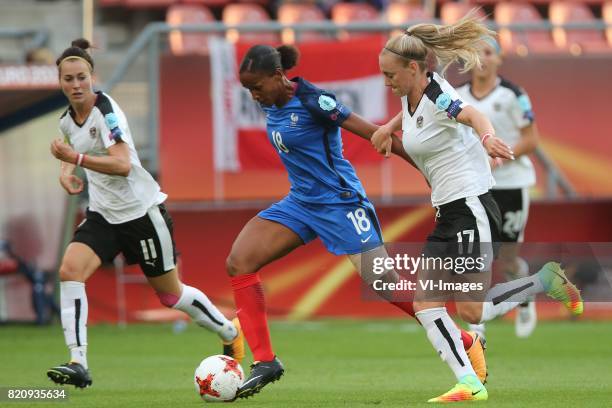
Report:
415,306,447,321
172,283,189,309
479,302,492,323
60,281,86,298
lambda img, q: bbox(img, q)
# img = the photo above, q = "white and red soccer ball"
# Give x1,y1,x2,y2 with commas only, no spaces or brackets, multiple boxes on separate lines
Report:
194,355,244,402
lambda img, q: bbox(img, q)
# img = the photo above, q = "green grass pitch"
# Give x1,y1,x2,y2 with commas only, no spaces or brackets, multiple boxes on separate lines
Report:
1,319,610,407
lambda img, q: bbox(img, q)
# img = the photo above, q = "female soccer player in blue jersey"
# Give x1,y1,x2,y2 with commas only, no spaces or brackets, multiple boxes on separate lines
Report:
228,44,488,399
371,13,583,402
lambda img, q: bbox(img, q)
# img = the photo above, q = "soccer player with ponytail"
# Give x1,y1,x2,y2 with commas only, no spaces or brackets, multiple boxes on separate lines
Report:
372,12,583,402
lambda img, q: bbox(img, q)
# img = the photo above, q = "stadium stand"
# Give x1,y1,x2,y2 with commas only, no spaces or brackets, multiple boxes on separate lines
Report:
385,2,433,37
98,0,124,6
167,4,217,55
440,2,488,24
277,3,328,44
123,0,175,8
604,2,612,46
550,1,609,55
222,3,279,43
331,2,380,40
495,2,561,55
180,0,234,6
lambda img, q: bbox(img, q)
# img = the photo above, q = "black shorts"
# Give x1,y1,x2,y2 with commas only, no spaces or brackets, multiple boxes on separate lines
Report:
424,192,502,273
72,204,177,277
491,188,530,242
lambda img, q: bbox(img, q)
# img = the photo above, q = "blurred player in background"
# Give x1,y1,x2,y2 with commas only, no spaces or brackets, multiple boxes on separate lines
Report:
229,43,488,399
456,38,539,339
47,39,244,389
372,13,583,402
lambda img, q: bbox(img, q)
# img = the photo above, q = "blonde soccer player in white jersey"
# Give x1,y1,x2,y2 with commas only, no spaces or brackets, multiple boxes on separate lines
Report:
47,39,244,389
371,12,583,403
457,38,539,339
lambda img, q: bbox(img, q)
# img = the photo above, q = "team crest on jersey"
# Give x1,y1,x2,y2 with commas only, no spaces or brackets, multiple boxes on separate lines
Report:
318,95,337,111
416,115,424,128
290,113,299,126
493,103,501,112
89,127,97,138
435,93,452,110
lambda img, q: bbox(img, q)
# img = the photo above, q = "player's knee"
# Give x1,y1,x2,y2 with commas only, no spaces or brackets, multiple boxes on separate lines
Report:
457,306,482,324
156,291,180,308
59,260,84,282
225,253,255,277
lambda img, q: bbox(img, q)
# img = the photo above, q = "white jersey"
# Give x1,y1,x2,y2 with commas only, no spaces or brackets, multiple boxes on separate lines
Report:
59,91,167,224
457,77,536,189
401,72,494,207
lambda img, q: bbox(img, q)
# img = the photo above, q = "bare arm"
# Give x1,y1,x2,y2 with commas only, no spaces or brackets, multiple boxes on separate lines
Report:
490,123,539,170
384,111,403,133
457,105,514,160
58,160,84,195
370,112,402,158
511,123,539,158
341,112,417,169
51,138,132,177
61,160,76,178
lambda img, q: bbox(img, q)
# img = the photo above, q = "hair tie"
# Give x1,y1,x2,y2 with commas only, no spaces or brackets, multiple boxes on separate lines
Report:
483,37,501,55
383,47,425,62
384,47,406,59
59,56,93,72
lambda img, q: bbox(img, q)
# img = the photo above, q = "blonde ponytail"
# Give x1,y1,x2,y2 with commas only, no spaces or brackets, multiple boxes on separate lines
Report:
383,9,496,75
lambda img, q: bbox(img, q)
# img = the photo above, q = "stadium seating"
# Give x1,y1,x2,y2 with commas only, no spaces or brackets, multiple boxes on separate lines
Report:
385,2,433,37
101,0,263,7
167,4,217,55
98,0,124,6
122,0,174,8
331,3,380,40
277,3,328,44
604,2,612,46
495,2,560,55
440,2,488,24
99,0,612,54
180,0,234,7
222,3,279,43
550,1,609,55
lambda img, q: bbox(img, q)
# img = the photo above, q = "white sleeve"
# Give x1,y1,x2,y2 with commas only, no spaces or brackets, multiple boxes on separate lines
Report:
59,122,70,144
98,110,127,149
439,79,470,109
510,90,535,129
94,93,129,149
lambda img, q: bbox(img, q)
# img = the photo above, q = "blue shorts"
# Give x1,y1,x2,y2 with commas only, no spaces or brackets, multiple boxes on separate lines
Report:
258,195,383,255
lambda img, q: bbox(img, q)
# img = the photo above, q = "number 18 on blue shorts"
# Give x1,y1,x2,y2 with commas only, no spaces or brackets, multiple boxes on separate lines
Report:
258,194,383,255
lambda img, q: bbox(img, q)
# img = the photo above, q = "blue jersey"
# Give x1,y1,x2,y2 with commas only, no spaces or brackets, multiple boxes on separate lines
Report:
261,77,367,204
